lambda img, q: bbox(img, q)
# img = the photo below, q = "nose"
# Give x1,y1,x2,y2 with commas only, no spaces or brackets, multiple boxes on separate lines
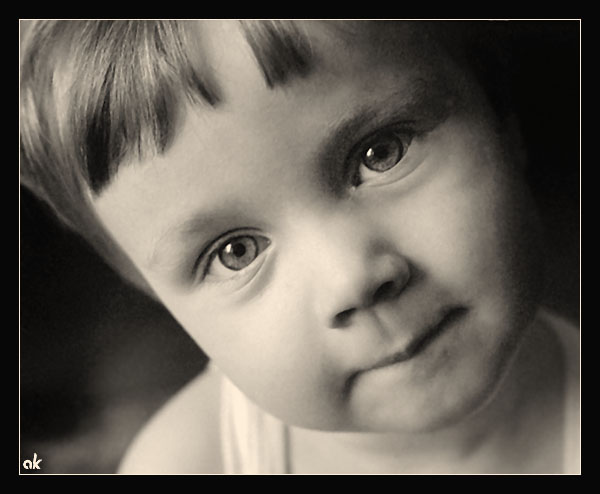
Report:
330,267,410,328
310,219,412,329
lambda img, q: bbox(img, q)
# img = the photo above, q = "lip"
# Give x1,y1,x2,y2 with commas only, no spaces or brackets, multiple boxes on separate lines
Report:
366,306,467,371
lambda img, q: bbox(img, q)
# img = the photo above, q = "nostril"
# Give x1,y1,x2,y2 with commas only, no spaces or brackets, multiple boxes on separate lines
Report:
372,280,398,304
333,308,357,328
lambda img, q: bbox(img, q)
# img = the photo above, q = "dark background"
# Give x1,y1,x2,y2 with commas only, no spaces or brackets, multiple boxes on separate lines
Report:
20,187,208,473
19,21,580,474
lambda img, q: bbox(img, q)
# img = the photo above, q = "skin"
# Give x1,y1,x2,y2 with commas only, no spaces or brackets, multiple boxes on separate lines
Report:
93,21,550,469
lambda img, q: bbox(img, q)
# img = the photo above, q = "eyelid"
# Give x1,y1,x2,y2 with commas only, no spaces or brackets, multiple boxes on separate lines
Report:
350,121,415,155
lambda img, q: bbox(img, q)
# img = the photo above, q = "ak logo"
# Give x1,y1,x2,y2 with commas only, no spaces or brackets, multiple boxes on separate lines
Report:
23,453,42,470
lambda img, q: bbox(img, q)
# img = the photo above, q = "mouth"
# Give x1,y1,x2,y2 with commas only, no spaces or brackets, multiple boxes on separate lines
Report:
366,306,468,372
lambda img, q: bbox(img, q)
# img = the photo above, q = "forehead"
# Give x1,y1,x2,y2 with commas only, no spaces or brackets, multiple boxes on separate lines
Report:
93,21,465,272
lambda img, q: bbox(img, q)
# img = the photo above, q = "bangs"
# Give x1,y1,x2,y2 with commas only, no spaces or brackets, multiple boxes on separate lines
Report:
239,20,312,87
20,20,314,195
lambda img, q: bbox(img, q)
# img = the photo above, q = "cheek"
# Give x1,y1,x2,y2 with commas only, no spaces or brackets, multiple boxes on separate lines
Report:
160,282,349,429
420,180,540,303
397,117,543,314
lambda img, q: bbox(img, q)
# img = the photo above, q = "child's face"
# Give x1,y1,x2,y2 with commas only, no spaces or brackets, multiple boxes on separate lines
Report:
93,21,543,432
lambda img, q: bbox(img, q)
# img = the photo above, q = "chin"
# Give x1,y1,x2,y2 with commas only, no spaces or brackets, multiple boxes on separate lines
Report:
361,324,528,434
382,376,506,434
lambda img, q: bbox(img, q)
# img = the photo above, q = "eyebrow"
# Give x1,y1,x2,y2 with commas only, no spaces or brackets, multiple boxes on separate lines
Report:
146,209,234,279
146,77,453,280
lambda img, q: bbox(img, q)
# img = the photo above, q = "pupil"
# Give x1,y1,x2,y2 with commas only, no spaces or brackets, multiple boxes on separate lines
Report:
370,143,391,159
232,242,247,258
363,135,402,172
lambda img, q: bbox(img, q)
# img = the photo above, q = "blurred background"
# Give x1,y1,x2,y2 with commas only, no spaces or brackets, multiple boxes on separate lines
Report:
19,20,580,474
20,193,208,473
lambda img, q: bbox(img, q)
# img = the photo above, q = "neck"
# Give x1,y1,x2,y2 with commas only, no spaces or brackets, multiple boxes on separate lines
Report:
291,315,565,473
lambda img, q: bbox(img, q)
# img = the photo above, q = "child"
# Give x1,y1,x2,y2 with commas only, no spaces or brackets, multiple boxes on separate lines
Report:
20,20,580,474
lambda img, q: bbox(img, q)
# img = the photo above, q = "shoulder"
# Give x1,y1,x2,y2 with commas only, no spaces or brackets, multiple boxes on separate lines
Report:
118,365,224,474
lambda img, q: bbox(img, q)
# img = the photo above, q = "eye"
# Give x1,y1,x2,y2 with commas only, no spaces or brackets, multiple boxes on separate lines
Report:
218,236,260,271
204,233,271,281
349,127,414,186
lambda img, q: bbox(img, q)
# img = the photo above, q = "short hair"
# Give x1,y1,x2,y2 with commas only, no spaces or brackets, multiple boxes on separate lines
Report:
20,20,512,294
